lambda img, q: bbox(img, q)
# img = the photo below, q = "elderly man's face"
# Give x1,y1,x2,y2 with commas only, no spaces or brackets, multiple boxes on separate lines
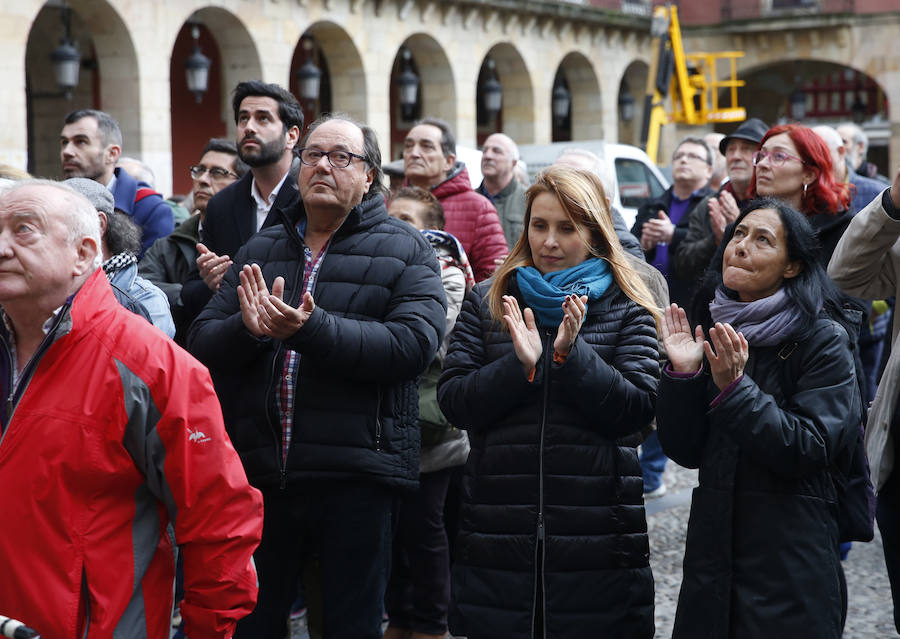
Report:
0,186,87,304
481,134,516,183
403,124,453,186
298,119,374,215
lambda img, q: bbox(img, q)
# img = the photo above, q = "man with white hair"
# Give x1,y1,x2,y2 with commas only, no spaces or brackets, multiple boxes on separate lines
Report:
813,124,885,214
477,132,527,247
0,180,263,639
837,121,890,185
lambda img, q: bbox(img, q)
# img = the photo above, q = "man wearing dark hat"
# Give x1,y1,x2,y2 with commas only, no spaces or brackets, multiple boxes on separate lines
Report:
674,117,768,290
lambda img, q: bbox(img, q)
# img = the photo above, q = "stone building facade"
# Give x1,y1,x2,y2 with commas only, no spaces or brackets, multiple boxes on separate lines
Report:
2,0,898,195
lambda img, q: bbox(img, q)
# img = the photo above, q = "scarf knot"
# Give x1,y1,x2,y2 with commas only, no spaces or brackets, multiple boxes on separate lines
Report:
516,258,612,328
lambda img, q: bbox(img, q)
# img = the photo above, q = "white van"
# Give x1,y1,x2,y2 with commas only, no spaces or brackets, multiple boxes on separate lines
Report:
516,141,670,229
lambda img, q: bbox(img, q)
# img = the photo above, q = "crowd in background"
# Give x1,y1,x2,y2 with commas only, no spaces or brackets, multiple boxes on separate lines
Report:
1,78,900,639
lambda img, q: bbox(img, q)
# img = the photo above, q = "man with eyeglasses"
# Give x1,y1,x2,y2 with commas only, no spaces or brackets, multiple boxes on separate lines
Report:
180,81,303,329
188,114,446,639
675,118,768,299
139,138,248,343
630,135,714,501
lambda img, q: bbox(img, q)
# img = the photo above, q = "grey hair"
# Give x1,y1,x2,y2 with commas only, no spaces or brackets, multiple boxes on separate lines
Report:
64,109,123,148
555,148,617,201
117,156,156,187
837,122,868,154
4,179,102,261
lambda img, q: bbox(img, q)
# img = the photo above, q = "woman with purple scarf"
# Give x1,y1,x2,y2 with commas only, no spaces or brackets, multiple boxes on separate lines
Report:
656,197,862,638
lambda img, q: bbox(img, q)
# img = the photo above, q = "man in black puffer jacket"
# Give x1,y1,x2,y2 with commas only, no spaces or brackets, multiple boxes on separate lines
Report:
188,114,446,639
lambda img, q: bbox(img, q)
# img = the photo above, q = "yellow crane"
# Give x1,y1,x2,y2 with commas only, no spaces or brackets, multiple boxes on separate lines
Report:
641,5,747,164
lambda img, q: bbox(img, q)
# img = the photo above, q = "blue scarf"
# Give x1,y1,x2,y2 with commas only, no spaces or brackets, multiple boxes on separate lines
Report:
516,258,612,328
709,286,810,347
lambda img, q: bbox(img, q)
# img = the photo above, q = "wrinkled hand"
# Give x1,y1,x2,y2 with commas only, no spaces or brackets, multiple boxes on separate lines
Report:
641,210,674,251
237,264,315,339
196,243,232,292
709,192,740,244
554,294,587,357
503,295,542,376
660,303,704,373
704,322,749,391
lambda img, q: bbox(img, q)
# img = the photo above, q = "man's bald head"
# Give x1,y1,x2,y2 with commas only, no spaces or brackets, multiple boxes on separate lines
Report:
481,132,519,192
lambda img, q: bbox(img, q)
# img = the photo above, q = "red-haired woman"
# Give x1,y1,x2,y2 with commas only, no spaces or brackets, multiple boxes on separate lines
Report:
752,123,851,263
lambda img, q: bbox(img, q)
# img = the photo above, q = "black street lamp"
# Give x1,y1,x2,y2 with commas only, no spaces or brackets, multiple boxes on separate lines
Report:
184,24,211,103
619,81,635,123
482,57,502,118
397,47,419,120
552,80,571,123
789,85,807,121
50,4,80,99
296,35,322,103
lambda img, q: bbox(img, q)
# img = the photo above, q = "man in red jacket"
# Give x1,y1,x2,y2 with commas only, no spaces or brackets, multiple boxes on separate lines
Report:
0,180,263,639
404,117,508,281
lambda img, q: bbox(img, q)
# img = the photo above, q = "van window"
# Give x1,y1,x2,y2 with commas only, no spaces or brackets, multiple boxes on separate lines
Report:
615,158,666,208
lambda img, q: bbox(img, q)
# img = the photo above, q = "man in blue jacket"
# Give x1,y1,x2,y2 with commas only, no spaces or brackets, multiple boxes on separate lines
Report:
60,109,174,255
189,114,446,639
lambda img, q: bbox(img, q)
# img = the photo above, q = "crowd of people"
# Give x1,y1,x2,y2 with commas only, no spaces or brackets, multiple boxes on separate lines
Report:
0,77,898,639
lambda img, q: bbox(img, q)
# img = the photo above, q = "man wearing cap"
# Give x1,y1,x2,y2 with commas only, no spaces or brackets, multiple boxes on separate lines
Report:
674,118,769,291
65,177,175,338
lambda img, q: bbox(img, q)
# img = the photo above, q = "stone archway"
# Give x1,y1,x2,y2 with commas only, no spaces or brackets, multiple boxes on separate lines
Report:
25,0,139,178
483,42,534,145
618,60,649,147
304,21,366,123
737,60,890,174
557,52,603,142
389,33,455,160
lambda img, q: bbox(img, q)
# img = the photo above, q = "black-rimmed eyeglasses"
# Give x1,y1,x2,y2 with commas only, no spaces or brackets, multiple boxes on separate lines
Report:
189,165,238,180
299,148,367,169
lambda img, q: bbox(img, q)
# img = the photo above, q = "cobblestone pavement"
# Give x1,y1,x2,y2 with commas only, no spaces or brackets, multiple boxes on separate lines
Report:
291,461,897,638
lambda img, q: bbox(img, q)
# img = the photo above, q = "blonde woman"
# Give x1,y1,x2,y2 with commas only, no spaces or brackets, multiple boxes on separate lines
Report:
438,166,660,639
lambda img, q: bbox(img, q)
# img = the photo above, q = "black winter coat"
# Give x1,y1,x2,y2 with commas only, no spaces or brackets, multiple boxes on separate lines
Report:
631,186,712,308
438,279,659,639
188,195,446,491
657,316,859,638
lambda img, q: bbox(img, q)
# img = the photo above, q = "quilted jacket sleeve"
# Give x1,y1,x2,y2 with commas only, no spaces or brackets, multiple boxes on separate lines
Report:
553,298,659,439
656,369,713,469
283,239,446,383
437,286,543,431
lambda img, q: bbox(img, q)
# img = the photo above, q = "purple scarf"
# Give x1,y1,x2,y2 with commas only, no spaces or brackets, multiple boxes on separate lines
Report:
709,287,808,347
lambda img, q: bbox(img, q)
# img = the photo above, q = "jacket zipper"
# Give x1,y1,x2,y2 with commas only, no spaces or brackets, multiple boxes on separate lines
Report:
266,249,307,491
0,305,69,447
531,331,552,639
374,387,383,451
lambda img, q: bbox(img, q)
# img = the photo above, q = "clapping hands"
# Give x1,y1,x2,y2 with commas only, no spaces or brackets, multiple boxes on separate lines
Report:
661,304,748,391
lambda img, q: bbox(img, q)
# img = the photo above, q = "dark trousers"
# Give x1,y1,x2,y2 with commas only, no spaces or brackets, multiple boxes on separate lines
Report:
234,481,394,639
385,468,453,635
878,465,900,633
